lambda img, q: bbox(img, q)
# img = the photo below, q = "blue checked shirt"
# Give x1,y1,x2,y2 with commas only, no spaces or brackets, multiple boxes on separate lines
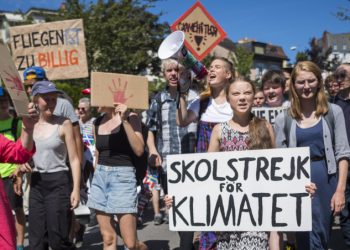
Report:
146,90,196,172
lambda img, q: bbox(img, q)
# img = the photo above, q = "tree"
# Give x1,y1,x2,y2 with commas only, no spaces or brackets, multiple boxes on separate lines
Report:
52,0,169,76
42,0,170,104
295,37,340,72
336,0,350,21
295,51,308,62
231,46,254,78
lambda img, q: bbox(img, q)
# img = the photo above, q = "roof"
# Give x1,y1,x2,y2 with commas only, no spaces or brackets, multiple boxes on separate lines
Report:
235,40,289,60
25,7,58,16
218,38,236,51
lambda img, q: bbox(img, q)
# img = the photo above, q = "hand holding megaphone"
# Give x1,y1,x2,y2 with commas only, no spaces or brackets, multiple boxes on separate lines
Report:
158,31,208,80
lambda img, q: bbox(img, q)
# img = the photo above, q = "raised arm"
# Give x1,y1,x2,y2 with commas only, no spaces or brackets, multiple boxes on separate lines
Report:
115,104,144,156
176,95,198,127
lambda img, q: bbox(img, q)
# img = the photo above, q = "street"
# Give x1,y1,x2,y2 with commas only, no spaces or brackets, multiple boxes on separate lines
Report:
22,202,348,250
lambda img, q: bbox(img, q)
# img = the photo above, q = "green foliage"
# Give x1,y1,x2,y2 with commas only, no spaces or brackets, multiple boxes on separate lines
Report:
52,0,169,77
202,54,215,68
231,46,254,78
295,38,340,71
44,0,170,95
295,51,308,62
336,0,350,21
56,82,85,106
148,77,166,94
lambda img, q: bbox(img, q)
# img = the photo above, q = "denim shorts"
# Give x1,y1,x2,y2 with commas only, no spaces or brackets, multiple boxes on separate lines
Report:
87,165,137,214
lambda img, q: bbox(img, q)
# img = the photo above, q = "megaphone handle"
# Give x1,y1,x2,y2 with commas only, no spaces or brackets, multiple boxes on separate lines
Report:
176,84,181,109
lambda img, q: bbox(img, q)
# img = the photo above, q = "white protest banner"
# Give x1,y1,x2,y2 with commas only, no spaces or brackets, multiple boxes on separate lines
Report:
167,147,312,232
9,19,88,81
0,43,29,116
252,106,288,125
91,72,148,110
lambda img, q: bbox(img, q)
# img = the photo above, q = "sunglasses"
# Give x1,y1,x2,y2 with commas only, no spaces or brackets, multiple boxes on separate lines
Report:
78,107,86,111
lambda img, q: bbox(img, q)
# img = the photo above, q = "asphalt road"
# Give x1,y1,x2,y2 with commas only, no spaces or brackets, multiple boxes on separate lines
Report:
23,204,348,250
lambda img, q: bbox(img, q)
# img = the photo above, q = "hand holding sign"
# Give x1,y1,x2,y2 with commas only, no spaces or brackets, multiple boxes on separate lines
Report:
109,79,133,104
22,102,39,131
114,103,129,121
4,68,25,94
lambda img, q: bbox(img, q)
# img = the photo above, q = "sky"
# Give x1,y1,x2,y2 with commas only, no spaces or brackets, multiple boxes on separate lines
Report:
0,0,349,63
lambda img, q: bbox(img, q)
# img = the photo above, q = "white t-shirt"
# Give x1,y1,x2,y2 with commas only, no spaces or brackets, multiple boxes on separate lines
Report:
188,97,233,123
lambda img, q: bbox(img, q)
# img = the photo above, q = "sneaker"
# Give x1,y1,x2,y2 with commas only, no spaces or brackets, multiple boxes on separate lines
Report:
75,224,86,248
154,214,163,225
16,246,24,250
163,213,169,224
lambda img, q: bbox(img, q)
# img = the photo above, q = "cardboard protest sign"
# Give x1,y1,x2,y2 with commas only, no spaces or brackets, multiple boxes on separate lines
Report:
91,72,148,110
171,1,226,60
9,19,88,81
252,107,288,125
0,43,29,116
167,147,312,232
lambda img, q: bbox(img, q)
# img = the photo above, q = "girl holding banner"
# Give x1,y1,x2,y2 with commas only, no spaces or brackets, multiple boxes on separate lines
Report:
274,61,350,249
204,78,276,249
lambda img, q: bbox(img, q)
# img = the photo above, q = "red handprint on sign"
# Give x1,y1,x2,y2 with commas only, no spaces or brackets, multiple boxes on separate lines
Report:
4,68,24,96
108,78,133,104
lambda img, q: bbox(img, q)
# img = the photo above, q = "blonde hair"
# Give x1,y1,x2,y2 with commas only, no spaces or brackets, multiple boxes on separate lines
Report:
289,61,328,120
161,58,184,73
199,57,235,100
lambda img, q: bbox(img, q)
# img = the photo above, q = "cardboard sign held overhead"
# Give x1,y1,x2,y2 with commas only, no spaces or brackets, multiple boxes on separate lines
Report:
0,43,29,116
9,19,88,81
171,2,226,61
91,72,148,110
167,147,312,232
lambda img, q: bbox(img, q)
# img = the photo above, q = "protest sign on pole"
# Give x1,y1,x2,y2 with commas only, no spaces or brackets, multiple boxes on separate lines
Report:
91,72,149,110
0,43,29,116
9,19,88,81
171,2,226,61
251,107,288,125
167,147,312,232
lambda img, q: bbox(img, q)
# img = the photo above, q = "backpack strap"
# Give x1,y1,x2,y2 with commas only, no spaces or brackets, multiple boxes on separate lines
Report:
93,114,104,136
198,97,210,122
283,108,292,147
324,103,335,148
155,92,163,136
283,105,335,148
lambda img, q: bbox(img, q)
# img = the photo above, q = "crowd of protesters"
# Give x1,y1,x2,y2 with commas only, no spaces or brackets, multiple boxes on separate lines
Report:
0,58,349,250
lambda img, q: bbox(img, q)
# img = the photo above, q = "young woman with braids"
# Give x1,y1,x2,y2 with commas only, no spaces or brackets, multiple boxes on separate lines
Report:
169,77,316,250
205,78,276,249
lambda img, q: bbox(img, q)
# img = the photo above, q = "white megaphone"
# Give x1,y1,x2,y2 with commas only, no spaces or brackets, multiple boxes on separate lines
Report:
158,31,208,80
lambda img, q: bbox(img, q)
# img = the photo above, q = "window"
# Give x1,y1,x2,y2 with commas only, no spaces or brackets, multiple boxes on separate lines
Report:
343,45,347,50
254,46,264,54
333,45,338,50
